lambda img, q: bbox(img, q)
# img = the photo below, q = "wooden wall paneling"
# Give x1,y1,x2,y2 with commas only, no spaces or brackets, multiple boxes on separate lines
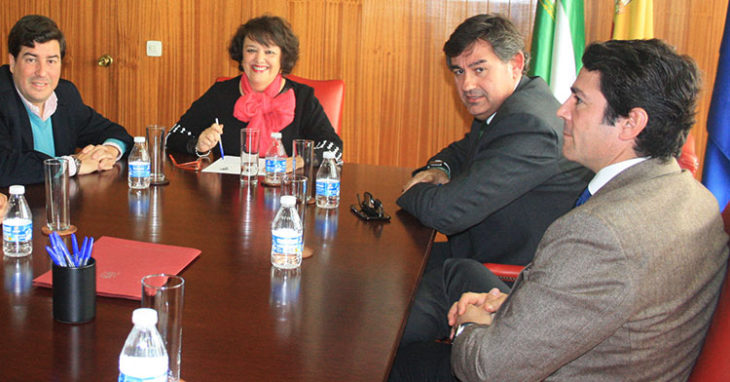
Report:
356,0,392,165
680,0,728,178
331,1,362,164
583,1,613,43
1,0,729,175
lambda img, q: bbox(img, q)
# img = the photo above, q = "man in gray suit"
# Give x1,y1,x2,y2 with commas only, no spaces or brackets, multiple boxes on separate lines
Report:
391,39,729,381
397,13,590,346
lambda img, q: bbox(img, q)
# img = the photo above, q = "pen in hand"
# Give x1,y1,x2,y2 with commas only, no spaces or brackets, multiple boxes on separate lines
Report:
215,118,224,159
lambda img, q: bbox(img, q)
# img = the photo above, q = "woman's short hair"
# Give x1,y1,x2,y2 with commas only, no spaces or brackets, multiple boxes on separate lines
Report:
228,15,299,74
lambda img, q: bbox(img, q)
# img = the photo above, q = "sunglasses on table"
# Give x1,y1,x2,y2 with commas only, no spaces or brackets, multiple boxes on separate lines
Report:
350,192,391,222
169,154,204,171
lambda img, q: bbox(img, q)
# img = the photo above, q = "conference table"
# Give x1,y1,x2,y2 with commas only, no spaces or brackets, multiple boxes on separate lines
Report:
0,157,434,381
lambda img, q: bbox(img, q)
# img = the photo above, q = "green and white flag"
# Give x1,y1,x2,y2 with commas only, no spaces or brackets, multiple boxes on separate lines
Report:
529,0,586,103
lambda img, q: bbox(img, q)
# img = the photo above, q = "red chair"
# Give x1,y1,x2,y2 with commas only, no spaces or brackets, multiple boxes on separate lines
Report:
687,202,730,381
216,75,344,135
678,134,700,177
286,74,344,136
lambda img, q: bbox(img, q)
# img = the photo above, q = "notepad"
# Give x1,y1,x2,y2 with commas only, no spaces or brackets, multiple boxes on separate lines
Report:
33,236,201,300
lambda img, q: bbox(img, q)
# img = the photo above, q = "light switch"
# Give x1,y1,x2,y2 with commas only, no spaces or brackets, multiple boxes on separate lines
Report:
146,41,162,57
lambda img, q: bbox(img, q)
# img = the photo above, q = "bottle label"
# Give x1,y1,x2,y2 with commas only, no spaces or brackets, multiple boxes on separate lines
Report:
118,373,168,382
265,158,286,174
316,179,340,197
118,354,168,382
129,162,151,178
272,231,303,256
3,219,32,242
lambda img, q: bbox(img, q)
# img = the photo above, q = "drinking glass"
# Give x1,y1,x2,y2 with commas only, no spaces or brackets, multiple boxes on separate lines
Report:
146,125,168,185
292,139,314,203
44,158,71,232
142,274,185,381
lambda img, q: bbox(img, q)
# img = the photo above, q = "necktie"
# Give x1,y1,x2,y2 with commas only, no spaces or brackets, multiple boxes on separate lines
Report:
575,187,592,207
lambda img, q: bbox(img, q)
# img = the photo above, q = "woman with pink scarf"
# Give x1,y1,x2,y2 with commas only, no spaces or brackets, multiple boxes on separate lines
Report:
166,15,342,164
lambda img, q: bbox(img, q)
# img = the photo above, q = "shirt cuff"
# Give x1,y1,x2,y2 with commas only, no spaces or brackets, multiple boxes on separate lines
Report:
103,139,126,160
62,155,79,176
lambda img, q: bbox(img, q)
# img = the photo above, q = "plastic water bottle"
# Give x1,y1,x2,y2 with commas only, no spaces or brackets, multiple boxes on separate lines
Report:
264,132,286,186
271,195,303,269
316,151,340,209
128,136,151,189
3,185,33,257
118,308,169,382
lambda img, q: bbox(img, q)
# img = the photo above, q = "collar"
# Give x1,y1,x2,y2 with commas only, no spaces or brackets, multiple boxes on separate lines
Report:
588,157,650,194
15,86,57,121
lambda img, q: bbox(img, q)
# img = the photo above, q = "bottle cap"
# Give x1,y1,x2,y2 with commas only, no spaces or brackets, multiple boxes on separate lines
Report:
132,308,158,326
280,195,297,207
323,151,335,159
134,136,146,143
271,132,282,138
8,185,25,195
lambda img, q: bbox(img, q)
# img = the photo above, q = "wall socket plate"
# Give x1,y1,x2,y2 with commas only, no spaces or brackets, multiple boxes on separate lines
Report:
146,40,162,57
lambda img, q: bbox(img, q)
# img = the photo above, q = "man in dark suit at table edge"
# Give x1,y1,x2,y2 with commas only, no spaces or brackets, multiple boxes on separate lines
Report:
391,39,729,381
396,14,591,346
0,15,133,187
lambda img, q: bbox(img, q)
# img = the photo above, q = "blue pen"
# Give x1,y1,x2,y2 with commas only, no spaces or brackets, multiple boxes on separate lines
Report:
52,233,76,267
45,245,65,266
80,237,88,263
83,237,94,266
216,118,224,158
47,234,66,267
71,234,80,260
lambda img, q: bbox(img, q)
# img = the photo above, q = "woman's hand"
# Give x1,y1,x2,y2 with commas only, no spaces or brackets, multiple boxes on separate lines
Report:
195,123,224,153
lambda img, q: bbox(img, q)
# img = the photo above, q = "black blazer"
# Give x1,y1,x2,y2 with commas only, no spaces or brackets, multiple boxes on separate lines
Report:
397,76,592,265
0,65,133,187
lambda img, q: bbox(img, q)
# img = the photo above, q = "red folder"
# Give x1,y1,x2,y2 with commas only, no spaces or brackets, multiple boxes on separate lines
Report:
33,236,200,300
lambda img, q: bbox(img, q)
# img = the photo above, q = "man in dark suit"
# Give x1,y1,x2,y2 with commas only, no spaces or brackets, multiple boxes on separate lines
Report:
392,39,729,381
396,14,590,346
0,15,132,187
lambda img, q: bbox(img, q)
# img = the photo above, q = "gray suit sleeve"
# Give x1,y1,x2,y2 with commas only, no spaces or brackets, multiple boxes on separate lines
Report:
397,113,562,235
429,128,475,176
451,212,633,381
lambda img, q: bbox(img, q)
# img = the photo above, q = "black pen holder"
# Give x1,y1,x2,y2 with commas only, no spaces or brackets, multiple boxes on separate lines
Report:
52,258,96,324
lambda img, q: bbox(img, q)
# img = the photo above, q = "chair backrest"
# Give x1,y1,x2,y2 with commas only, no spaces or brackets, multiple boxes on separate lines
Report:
688,202,730,381
215,75,345,135
678,134,699,176
286,74,344,135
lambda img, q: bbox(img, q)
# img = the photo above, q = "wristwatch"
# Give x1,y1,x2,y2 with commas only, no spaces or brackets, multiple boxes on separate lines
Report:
412,159,451,178
72,156,81,172
454,322,476,338
67,155,82,176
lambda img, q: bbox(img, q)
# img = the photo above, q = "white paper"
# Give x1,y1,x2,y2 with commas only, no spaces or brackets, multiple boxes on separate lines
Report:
201,156,266,176
202,156,300,176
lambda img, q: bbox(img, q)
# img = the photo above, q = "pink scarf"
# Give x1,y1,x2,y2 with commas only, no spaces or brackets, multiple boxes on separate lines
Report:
233,73,295,152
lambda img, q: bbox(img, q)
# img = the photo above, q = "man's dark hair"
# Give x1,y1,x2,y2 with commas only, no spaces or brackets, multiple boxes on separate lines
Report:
8,15,66,59
582,39,701,160
443,14,529,73
228,15,299,74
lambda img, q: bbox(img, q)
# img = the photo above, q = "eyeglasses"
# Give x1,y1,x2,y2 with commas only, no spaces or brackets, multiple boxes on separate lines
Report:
350,192,391,222
169,154,204,171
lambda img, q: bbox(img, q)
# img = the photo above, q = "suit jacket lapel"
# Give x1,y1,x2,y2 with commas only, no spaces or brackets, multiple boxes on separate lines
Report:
464,76,529,167
11,94,35,152
51,97,72,155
